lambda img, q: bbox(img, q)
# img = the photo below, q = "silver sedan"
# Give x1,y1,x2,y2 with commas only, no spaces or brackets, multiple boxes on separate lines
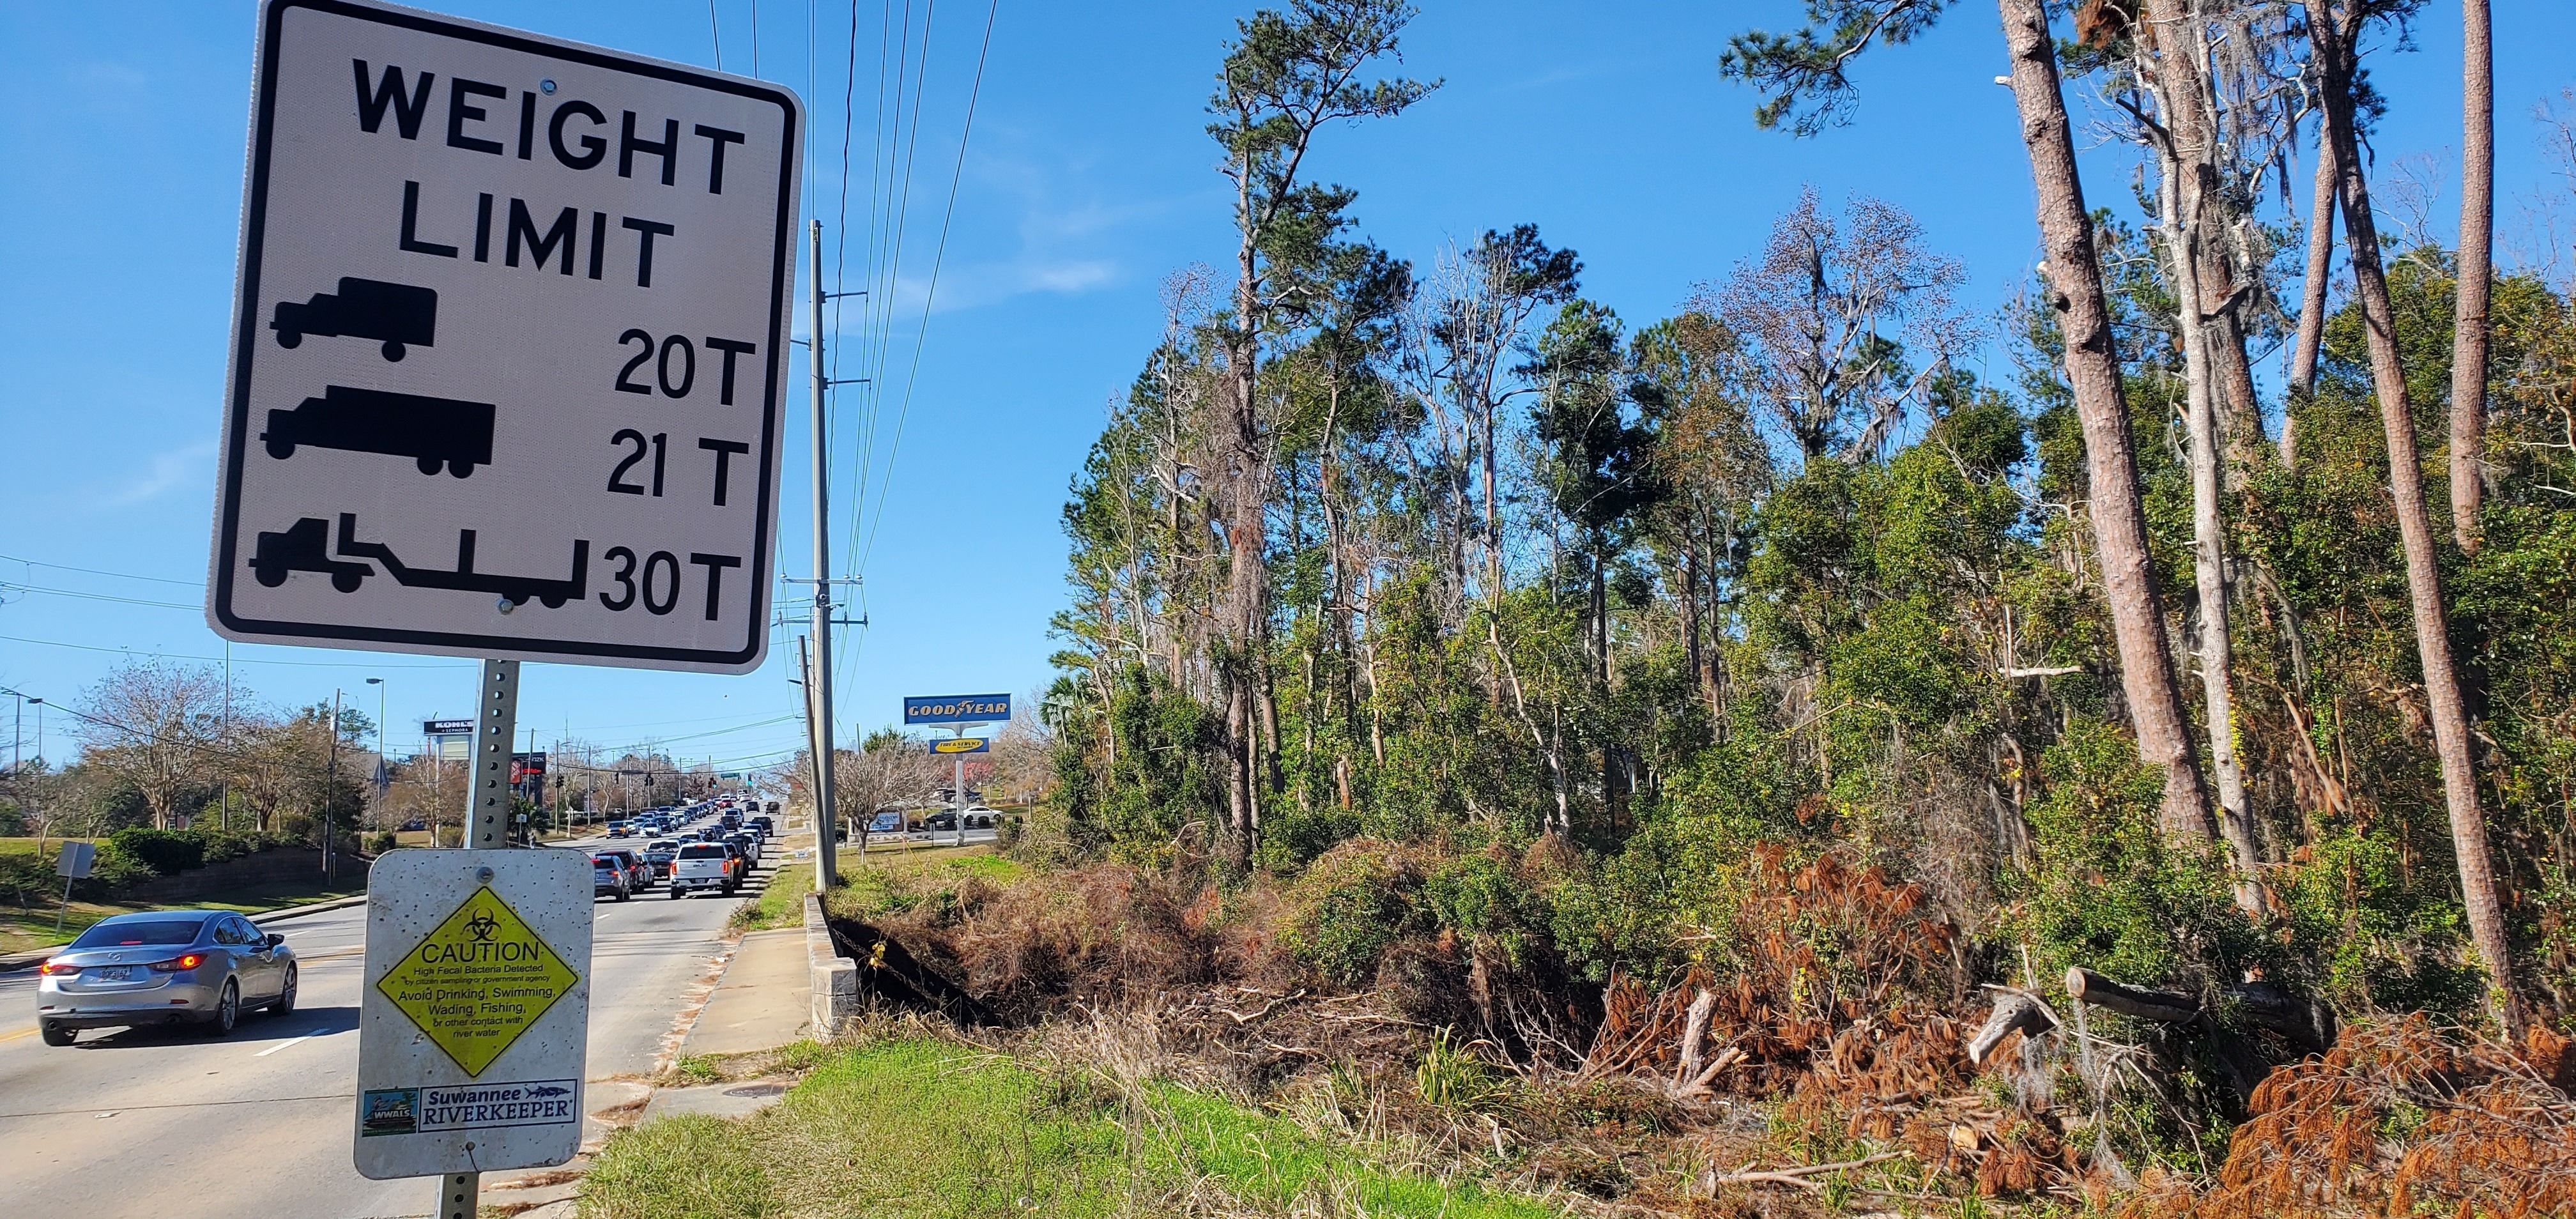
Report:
34,910,299,1046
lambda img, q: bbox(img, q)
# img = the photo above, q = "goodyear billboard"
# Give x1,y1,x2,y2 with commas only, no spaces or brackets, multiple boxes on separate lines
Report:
903,694,1010,726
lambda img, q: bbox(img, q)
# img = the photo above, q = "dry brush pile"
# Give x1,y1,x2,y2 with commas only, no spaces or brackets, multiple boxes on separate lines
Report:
821,847,2576,1216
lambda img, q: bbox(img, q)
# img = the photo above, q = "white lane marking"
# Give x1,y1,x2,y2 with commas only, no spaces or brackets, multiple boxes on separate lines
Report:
254,1028,344,1057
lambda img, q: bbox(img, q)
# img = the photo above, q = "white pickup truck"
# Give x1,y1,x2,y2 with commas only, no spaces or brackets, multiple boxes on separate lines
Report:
666,842,737,899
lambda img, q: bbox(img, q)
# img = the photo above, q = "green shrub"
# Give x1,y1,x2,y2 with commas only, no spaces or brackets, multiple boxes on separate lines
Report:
367,831,399,855
1421,851,1545,967
192,828,278,865
0,850,54,907
1282,839,1425,988
2006,719,2281,993
73,841,156,898
107,827,203,877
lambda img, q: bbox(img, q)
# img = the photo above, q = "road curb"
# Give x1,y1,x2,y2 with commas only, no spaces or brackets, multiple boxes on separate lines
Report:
249,893,372,924
807,893,855,1038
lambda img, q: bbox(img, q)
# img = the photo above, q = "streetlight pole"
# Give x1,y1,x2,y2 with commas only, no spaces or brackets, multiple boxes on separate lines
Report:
222,641,233,831
365,678,385,845
323,689,343,882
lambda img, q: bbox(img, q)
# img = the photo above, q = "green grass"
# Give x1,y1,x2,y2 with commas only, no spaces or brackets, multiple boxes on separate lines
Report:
733,843,1020,933
822,847,1023,921
579,1037,1558,1219
2,875,367,956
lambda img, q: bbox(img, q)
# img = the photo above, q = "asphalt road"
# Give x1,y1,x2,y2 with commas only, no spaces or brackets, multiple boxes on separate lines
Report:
0,837,777,1219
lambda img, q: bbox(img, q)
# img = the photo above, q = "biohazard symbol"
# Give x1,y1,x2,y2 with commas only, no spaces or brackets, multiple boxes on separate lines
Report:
466,909,500,942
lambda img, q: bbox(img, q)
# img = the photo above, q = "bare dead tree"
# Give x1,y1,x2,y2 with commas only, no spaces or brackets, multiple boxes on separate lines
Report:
75,660,227,829
1695,188,1970,467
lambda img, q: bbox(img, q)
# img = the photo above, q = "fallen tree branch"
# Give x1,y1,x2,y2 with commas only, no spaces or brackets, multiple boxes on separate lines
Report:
1970,990,2058,1066
1703,1151,1905,1193
1216,988,1307,1024
2065,966,2199,1023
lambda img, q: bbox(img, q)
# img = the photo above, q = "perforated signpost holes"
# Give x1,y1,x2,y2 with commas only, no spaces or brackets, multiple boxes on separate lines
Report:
201,3,803,1215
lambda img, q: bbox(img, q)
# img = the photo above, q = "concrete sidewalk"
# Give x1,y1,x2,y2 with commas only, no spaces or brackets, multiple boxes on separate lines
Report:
682,926,811,1055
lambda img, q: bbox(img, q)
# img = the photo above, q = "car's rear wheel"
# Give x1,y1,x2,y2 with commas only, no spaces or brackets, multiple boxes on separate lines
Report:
39,1022,74,1047
203,981,240,1038
668,885,683,900
417,456,443,475
448,459,474,479
272,965,298,1015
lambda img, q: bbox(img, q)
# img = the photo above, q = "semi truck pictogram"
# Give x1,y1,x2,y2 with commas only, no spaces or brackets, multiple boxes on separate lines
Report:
261,385,495,477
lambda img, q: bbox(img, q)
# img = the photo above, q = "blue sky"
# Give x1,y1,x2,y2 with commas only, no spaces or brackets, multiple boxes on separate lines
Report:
4,0,2573,773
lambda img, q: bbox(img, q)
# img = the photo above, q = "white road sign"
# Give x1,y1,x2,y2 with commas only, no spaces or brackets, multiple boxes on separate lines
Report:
208,0,802,673
356,848,592,1179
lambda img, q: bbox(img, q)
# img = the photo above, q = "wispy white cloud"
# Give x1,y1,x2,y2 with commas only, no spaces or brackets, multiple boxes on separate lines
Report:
98,441,213,508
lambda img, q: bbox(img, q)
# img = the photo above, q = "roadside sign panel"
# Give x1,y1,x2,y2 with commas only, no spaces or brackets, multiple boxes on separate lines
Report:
54,841,95,879
928,737,990,754
902,694,1011,725
422,717,474,736
356,848,590,1179
208,0,802,673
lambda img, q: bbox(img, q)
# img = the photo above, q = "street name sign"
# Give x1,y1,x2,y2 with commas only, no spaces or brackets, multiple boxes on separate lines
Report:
903,694,1011,725
208,0,802,673
356,848,590,1178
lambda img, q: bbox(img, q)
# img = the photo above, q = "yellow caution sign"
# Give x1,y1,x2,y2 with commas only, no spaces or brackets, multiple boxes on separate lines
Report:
374,885,578,1077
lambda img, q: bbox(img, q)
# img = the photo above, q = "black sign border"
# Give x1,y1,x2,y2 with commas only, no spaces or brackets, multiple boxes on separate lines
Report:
211,0,797,671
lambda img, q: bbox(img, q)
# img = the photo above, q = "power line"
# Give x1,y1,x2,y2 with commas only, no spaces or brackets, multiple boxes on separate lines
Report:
2,581,200,611
708,0,724,69
859,0,999,575
0,631,470,670
0,552,201,588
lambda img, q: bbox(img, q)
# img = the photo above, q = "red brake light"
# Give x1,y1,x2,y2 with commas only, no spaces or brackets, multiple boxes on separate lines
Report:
148,953,205,973
38,961,80,976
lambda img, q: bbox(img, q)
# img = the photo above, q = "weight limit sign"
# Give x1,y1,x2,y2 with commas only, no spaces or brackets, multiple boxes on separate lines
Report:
208,0,802,673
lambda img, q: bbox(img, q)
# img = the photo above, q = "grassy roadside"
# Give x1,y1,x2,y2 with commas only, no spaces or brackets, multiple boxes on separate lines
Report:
2,876,369,956
730,841,1016,933
579,1036,1560,1219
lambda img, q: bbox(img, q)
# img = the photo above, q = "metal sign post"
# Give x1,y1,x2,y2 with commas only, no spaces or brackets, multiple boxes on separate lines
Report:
356,660,594,1216
52,841,95,935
